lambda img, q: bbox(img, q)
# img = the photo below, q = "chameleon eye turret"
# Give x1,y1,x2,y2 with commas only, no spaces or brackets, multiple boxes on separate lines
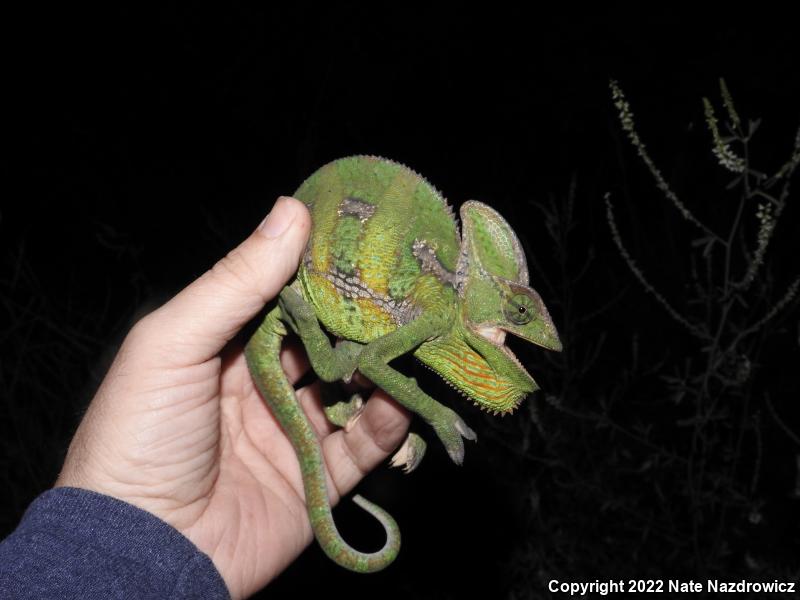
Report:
245,156,560,572
506,293,535,325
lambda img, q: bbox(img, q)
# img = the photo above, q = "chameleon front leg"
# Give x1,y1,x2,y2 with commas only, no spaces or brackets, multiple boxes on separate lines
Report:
244,302,400,573
357,313,477,465
281,287,476,463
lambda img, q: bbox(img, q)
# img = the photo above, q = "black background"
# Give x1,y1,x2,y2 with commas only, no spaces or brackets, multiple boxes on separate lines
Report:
3,4,800,598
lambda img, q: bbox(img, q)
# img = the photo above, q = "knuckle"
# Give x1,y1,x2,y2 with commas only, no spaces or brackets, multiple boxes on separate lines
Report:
366,412,408,454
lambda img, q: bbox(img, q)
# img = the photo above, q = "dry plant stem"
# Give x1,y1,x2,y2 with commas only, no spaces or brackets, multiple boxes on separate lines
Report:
610,78,800,572
766,393,800,447
605,194,708,341
691,117,752,570
609,80,723,243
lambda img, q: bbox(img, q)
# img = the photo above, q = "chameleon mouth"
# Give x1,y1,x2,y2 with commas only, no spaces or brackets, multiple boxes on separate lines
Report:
474,325,534,381
476,325,506,346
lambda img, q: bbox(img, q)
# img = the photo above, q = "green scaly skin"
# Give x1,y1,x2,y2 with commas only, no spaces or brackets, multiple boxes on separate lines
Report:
245,156,561,572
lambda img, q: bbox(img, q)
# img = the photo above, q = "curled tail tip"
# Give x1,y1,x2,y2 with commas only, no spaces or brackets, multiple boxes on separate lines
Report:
345,494,401,572
351,493,373,509
352,495,397,526
352,494,400,534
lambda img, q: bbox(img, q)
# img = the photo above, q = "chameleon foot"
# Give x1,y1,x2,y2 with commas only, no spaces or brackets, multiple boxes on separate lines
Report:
324,393,365,431
431,408,477,465
390,432,427,473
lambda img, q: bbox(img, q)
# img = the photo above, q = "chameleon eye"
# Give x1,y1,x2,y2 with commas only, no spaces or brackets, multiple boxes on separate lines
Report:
505,293,535,325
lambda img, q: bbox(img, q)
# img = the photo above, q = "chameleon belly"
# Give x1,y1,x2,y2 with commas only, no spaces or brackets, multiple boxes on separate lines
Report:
294,156,461,342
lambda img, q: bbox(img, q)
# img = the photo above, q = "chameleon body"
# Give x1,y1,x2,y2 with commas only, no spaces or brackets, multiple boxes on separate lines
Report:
245,156,561,572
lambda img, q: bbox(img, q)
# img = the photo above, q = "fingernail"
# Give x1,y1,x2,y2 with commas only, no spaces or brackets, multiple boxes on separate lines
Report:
258,197,294,238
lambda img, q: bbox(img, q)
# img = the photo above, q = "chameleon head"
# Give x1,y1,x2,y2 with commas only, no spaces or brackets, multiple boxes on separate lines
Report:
452,201,561,414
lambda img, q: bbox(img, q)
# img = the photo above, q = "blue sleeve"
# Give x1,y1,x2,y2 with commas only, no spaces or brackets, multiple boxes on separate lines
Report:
0,487,230,599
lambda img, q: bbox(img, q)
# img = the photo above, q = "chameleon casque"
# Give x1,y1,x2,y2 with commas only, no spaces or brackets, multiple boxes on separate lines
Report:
244,155,561,572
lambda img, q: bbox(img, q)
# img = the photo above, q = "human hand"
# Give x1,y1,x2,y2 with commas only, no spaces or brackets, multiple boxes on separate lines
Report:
55,196,411,599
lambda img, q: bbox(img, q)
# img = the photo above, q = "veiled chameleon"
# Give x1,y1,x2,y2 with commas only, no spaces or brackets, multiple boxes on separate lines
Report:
245,156,561,572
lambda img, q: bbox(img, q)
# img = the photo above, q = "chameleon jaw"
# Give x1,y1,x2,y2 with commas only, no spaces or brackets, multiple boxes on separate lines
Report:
411,322,538,416
474,325,535,383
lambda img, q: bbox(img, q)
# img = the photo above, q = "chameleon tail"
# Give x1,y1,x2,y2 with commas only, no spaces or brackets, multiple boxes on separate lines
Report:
244,305,401,573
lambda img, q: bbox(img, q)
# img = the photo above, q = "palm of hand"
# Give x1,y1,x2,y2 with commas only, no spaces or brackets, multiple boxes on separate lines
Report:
58,325,406,599
56,198,409,599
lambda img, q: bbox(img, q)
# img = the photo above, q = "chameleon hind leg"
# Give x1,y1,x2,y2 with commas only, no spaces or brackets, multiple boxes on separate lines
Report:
244,302,400,573
279,286,366,430
279,286,427,472
278,286,363,383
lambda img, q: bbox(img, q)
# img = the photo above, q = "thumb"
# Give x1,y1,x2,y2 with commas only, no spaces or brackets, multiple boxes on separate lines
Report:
140,196,311,366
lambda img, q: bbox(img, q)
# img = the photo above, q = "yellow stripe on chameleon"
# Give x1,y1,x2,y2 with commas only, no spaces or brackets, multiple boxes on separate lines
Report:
354,297,395,339
300,275,338,320
300,275,362,342
358,170,418,295
294,163,344,274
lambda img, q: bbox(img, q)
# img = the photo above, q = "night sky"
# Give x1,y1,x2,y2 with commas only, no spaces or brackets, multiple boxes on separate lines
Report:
3,5,800,598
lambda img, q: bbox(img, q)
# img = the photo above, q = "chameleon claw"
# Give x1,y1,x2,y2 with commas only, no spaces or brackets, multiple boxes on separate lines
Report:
432,409,476,466
455,419,477,442
390,432,427,473
345,410,363,432
446,440,465,465
324,393,365,429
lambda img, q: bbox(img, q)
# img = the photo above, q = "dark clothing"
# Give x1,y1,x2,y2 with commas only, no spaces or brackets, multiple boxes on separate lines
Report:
0,487,230,599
